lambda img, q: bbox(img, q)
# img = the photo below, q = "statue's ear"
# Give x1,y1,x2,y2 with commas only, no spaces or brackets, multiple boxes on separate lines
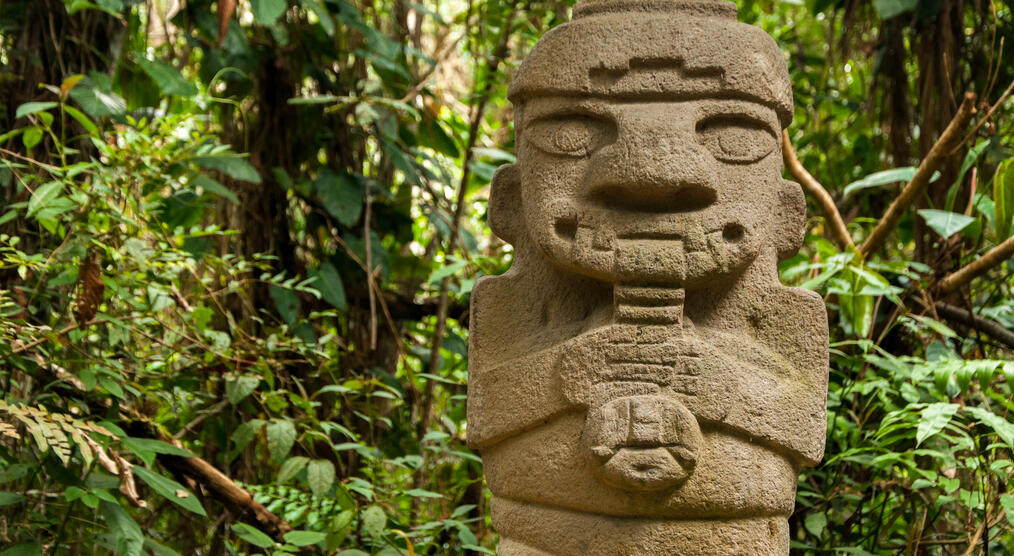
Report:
489,163,521,244
775,179,806,261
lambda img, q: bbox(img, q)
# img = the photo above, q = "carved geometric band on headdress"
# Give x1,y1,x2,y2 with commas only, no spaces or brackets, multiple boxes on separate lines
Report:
509,0,795,127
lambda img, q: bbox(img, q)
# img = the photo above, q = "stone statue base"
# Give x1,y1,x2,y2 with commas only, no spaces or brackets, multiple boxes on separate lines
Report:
493,498,788,555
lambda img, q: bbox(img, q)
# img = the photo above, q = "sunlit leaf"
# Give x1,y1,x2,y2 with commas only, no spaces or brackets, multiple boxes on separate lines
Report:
15,102,58,120
993,158,1014,239
251,0,287,24
842,167,915,197
916,403,959,446
283,530,326,547
265,419,296,463
306,459,335,496
918,209,977,239
231,523,275,548
192,155,261,184
277,456,309,483
100,500,144,556
360,505,386,537
132,467,207,516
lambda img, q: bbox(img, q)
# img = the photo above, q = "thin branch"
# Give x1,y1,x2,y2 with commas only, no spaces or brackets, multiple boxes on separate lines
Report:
933,301,1014,350
937,234,1014,294
956,78,1014,153
11,320,94,355
125,418,291,541
782,130,854,249
859,92,977,257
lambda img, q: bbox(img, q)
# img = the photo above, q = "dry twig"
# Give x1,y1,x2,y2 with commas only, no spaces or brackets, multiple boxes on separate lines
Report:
859,93,977,257
782,130,854,249
937,234,1014,294
934,301,1014,350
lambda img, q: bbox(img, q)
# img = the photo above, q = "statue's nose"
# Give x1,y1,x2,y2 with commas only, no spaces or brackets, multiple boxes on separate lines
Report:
585,120,717,213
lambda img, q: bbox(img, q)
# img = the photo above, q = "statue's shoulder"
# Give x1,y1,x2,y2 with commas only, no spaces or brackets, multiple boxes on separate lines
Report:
751,284,828,359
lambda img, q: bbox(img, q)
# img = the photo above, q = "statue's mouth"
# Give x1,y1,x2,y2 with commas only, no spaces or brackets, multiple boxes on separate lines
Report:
540,196,756,285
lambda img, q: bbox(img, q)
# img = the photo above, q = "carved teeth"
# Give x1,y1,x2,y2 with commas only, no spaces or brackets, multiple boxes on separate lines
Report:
593,225,616,251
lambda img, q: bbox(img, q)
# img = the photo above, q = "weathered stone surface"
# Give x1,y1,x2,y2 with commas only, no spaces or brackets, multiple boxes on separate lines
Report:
467,1,829,553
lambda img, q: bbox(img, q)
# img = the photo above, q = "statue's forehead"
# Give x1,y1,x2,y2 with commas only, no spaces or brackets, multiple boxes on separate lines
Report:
509,13,793,126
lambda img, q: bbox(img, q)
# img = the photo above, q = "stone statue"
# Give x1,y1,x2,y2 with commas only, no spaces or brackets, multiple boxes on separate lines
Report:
466,1,829,553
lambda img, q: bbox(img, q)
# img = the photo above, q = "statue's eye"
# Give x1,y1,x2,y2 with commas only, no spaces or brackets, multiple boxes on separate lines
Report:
696,116,777,164
527,115,613,157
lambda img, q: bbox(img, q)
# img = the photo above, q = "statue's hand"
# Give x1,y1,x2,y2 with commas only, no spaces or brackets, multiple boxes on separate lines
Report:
558,324,661,406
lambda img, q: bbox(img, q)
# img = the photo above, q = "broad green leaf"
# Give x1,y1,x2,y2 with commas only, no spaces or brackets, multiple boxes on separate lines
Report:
428,259,467,284
135,58,198,97
192,155,262,184
287,94,341,105
269,284,300,326
68,74,126,117
842,167,917,197
27,181,63,217
67,0,123,15
15,102,58,120
62,104,97,134
193,174,240,204
0,491,25,506
231,419,266,451
251,0,287,24
316,169,362,227
419,115,459,158
232,523,275,548
908,315,957,339
144,538,181,556
277,456,310,483
310,262,347,310
22,126,42,150
993,158,1014,239
265,419,296,463
916,403,959,446
299,0,335,35
1002,493,1014,526
226,375,261,405
458,525,478,546
918,209,977,239
946,139,991,210
307,459,335,496
100,500,144,556
0,543,42,556
122,438,195,467
283,530,327,547
873,0,917,18
132,466,207,516
964,406,1014,448
360,505,386,537
402,488,442,498
0,127,24,144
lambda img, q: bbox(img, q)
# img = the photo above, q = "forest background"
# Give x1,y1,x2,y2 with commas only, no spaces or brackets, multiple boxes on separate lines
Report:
1,0,1013,553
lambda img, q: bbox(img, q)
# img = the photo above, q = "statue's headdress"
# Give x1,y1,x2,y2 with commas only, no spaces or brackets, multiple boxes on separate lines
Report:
509,0,794,127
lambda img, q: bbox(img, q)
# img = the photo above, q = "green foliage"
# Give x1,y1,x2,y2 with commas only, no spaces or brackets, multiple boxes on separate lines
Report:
1,0,1013,553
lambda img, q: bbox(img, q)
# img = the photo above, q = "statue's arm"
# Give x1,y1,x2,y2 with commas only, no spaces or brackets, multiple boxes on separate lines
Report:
466,346,572,450
692,287,828,466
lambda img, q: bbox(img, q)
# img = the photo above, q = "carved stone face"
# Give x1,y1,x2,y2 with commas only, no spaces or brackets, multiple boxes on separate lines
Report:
516,96,789,287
